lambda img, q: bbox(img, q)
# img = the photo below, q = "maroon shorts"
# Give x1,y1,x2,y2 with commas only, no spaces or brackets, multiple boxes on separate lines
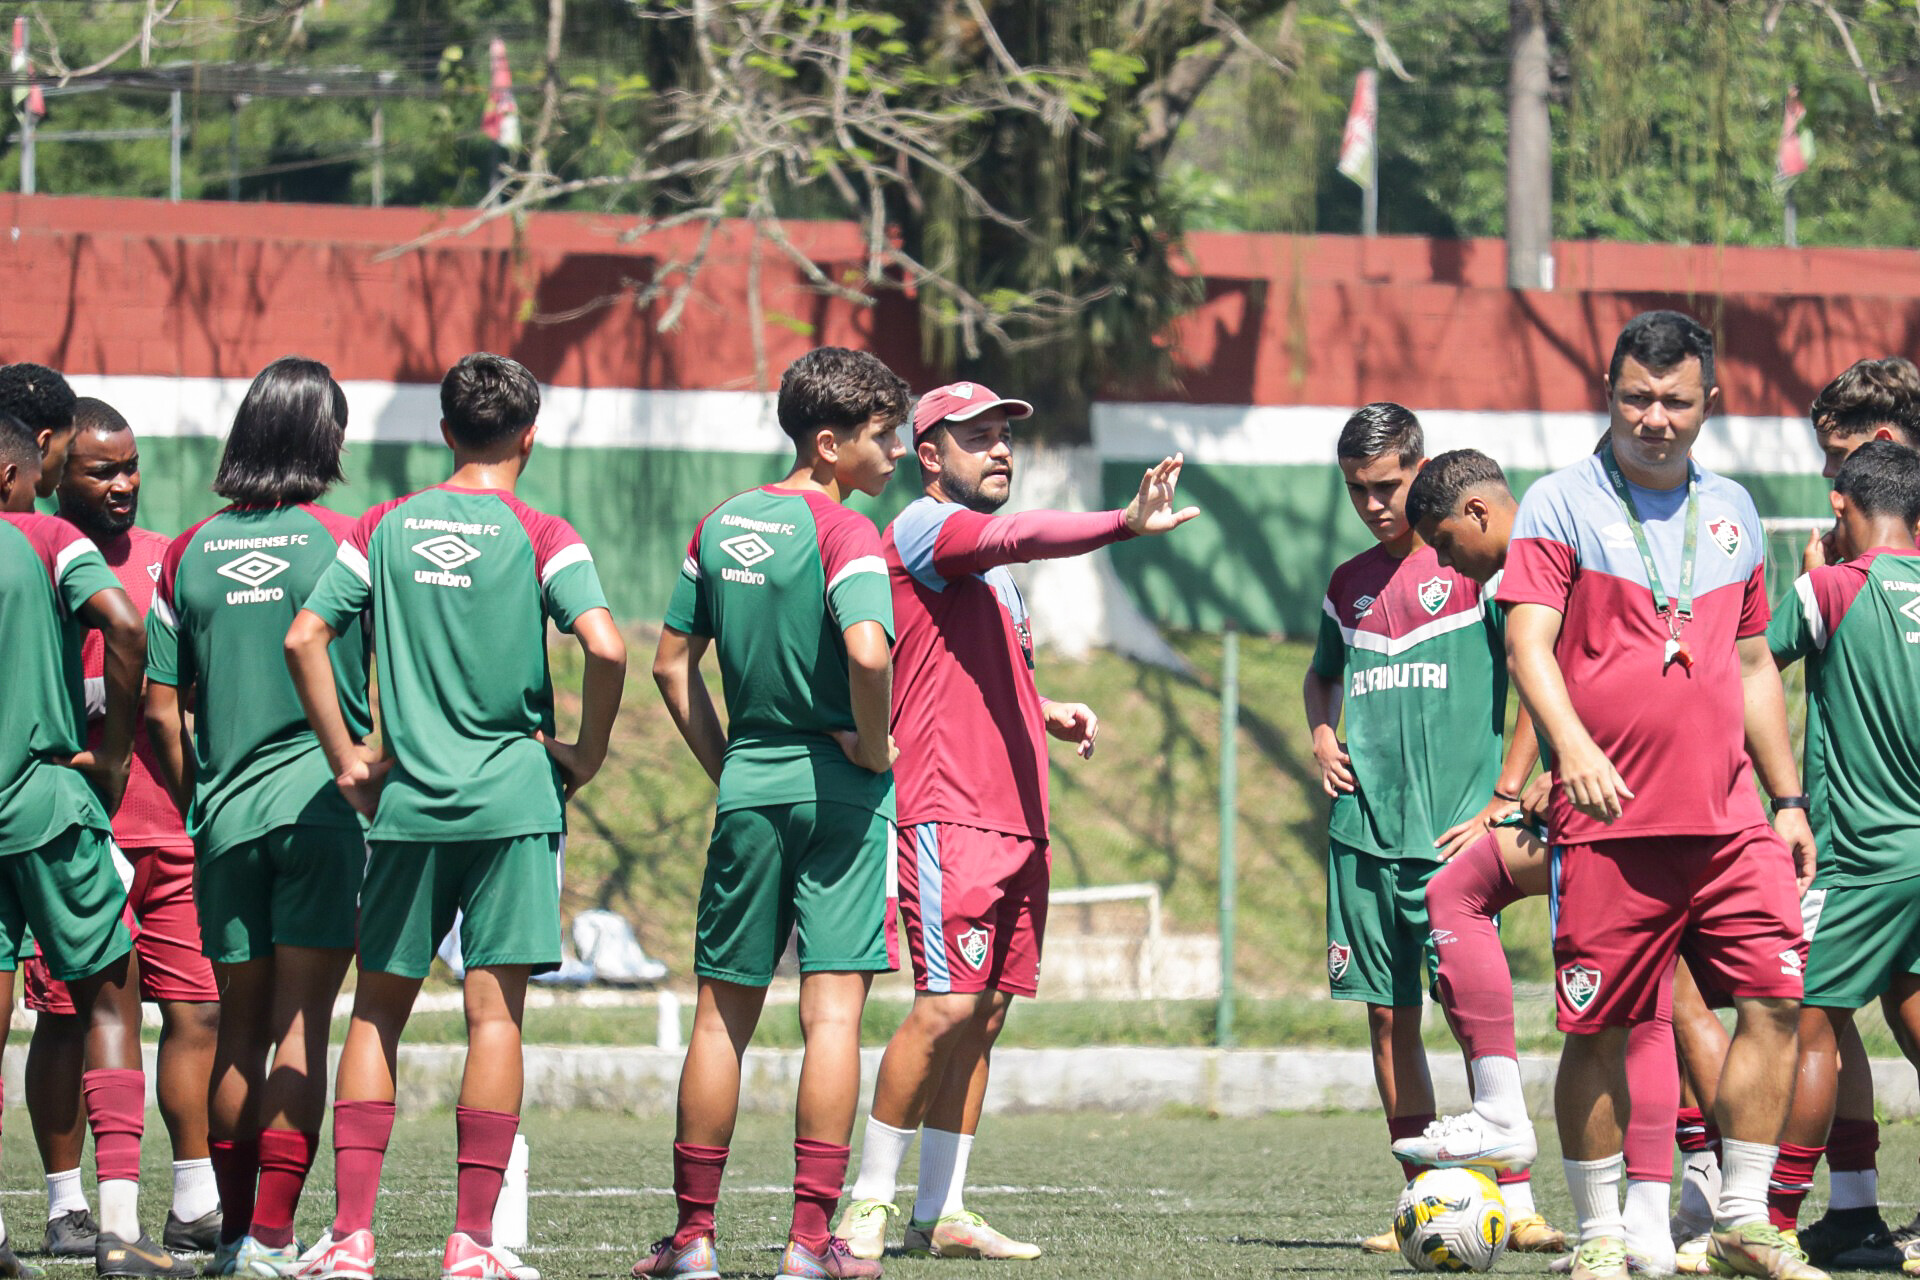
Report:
1553,825,1805,1032
897,822,1049,998
25,843,219,1014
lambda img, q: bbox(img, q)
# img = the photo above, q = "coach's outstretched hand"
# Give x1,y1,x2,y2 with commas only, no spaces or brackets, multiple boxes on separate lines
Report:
1042,700,1100,760
1123,454,1202,536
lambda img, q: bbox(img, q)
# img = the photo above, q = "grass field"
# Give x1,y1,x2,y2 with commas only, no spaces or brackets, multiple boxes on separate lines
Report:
11,1109,1920,1279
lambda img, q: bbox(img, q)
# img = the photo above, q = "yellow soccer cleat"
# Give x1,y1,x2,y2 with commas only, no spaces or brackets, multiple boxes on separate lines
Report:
1570,1237,1631,1280
1707,1223,1827,1279
830,1200,897,1262
1508,1214,1568,1253
902,1212,1041,1260
1361,1225,1400,1254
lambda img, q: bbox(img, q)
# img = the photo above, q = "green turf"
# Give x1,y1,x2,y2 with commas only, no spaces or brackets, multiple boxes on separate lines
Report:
11,1109,1920,1278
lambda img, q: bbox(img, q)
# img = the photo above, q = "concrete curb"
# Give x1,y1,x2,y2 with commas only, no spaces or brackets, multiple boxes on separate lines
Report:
13,1045,1919,1117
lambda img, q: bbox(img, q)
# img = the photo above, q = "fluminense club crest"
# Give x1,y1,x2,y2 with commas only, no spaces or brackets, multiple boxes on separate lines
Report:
1558,963,1602,1013
1708,517,1742,558
1328,942,1352,982
956,927,990,971
1417,576,1452,616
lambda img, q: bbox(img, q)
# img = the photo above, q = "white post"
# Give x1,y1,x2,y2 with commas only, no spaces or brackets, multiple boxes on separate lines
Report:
168,89,182,201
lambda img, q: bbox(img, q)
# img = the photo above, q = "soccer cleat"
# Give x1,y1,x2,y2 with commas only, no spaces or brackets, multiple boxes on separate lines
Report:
0,1243,44,1279
628,1235,719,1280
1359,1225,1399,1253
1796,1209,1897,1269
46,1210,101,1257
96,1233,199,1279
284,1231,374,1280
441,1232,538,1280
1707,1223,1827,1279
1673,1232,1715,1275
232,1237,302,1278
775,1237,881,1279
900,1212,1039,1261
163,1213,223,1255
1390,1110,1538,1173
1509,1214,1569,1253
1571,1237,1632,1280
203,1240,243,1278
832,1200,897,1261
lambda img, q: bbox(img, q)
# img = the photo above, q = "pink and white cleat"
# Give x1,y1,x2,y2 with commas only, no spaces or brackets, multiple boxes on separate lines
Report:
285,1231,375,1280
441,1233,539,1280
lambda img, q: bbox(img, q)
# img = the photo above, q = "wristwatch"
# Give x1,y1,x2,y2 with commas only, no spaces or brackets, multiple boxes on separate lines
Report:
1770,795,1810,814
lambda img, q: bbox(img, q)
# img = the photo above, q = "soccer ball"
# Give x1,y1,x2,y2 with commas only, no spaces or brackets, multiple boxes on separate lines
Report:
1392,1167,1509,1272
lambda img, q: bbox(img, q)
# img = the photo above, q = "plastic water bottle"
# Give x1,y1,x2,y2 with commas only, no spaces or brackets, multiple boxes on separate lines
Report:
493,1133,530,1250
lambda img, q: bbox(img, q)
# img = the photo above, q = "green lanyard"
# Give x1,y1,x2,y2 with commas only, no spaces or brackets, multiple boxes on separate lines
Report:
1600,445,1699,656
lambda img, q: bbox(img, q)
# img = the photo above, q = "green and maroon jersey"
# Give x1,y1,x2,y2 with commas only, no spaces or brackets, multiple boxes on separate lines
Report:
1768,547,1920,887
665,484,895,817
0,512,121,856
1310,543,1508,860
302,484,609,842
148,504,372,858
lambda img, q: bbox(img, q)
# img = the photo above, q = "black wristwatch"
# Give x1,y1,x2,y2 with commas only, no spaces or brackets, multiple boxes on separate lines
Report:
1770,795,1810,814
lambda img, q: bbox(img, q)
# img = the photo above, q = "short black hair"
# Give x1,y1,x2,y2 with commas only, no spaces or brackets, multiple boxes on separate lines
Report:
1810,357,1920,443
72,397,130,436
0,363,76,432
776,348,910,445
213,356,349,505
0,411,36,468
1406,449,1512,529
1608,310,1716,393
1834,438,1920,526
441,353,541,448
1336,402,1424,467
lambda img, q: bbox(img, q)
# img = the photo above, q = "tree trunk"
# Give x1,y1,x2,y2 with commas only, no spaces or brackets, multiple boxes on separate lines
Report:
1506,0,1553,289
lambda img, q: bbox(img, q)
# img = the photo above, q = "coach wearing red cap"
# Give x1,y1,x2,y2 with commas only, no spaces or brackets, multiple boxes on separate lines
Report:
832,384,1199,1260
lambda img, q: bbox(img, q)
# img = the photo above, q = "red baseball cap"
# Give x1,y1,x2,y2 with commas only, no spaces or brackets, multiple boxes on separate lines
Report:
912,381,1034,441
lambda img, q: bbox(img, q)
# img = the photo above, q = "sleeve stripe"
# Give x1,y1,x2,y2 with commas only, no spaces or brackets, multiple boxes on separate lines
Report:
540,541,593,585
337,541,371,585
1794,574,1828,651
681,554,700,579
152,592,177,628
54,538,96,577
827,554,886,592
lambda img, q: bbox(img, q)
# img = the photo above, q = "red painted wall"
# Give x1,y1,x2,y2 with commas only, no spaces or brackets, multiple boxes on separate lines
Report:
3,193,1917,415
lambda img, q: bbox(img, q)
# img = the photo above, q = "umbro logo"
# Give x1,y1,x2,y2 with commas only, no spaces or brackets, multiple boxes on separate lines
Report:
146,562,162,582
720,533,776,568
1899,593,1920,630
413,535,481,589
217,551,290,588
1352,594,1376,618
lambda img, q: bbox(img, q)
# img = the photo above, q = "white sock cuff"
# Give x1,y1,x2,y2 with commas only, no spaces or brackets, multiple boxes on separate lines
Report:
46,1167,88,1220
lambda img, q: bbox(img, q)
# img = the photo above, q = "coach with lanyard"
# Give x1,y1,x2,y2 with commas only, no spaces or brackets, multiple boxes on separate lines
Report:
1498,311,1821,1280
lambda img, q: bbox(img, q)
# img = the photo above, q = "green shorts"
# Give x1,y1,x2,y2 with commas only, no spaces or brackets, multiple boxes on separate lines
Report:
357,834,562,978
696,801,896,987
1327,840,1441,1008
0,825,133,982
1802,878,1920,1007
197,824,367,964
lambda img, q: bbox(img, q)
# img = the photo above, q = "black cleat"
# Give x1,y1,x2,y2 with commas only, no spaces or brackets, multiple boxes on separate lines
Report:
160,1213,221,1256
0,1242,44,1278
95,1233,197,1279
1798,1207,1894,1269
45,1211,100,1258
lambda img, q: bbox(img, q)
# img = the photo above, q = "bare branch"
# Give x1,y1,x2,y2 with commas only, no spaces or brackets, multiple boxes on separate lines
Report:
530,0,566,178
35,0,182,83
1341,0,1413,82
1809,0,1886,116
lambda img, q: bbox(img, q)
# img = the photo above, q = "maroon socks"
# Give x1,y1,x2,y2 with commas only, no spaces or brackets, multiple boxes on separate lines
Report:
791,1140,850,1253
331,1100,397,1236
1767,1142,1823,1230
82,1069,145,1183
672,1142,729,1247
453,1107,521,1245
1427,833,1523,1060
210,1137,262,1246
1623,1012,1680,1182
1828,1117,1878,1173
252,1129,321,1248
1388,1114,1437,1183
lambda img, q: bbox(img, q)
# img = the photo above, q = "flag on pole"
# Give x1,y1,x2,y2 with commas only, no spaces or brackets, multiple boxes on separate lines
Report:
1775,85,1812,192
11,17,45,120
1337,69,1377,188
482,37,520,150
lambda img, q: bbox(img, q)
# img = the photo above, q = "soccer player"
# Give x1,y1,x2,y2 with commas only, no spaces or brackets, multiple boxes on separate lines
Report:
0,362,78,500
1501,310,1820,1280
1301,407,1540,1253
286,353,625,1280
21,399,224,1260
637,347,905,1280
0,410,195,1279
833,383,1198,1262
142,359,373,1276
1799,356,1920,574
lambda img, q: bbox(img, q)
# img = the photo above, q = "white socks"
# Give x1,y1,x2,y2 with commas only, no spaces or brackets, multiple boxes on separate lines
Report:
1830,1168,1877,1212
1716,1139,1777,1229
847,1117,915,1205
46,1168,88,1221
1676,1150,1720,1233
171,1158,219,1222
912,1129,973,1224
1469,1056,1528,1130
97,1179,139,1242
1624,1179,1676,1269
1502,1176,1536,1218
1564,1154,1625,1244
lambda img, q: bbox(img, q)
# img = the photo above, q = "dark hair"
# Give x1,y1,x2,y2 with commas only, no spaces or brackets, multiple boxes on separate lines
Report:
1608,310,1716,392
213,356,349,505
440,353,540,448
72,396,130,436
1834,438,1920,526
776,347,910,446
1406,449,1511,529
0,362,76,432
0,411,36,468
1337,402,1424,467
1810,357,1920,443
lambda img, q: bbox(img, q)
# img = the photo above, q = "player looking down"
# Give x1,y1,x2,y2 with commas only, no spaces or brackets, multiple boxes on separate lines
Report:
834,382,1198,1262
0,362,78,500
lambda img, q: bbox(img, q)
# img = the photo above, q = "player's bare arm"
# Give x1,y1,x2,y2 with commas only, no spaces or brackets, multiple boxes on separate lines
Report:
1039,699,1099,760
651,625,725,785
1122,454,1201,535
1506,601,1633,823
143,679,195,812
1300,668,1354,797
66,583,144,814
833,619,896,774
1738,631,1817,891
1436,705,1541,859
285,607,390,817
536,605,626,800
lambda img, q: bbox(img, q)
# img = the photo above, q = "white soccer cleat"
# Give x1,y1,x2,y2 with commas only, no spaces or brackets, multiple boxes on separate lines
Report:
284,1232,374,1280
442,1233,539,1280
1673,1232,1714,1275
1389,1111,1538,1173
831,1200,897,1261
